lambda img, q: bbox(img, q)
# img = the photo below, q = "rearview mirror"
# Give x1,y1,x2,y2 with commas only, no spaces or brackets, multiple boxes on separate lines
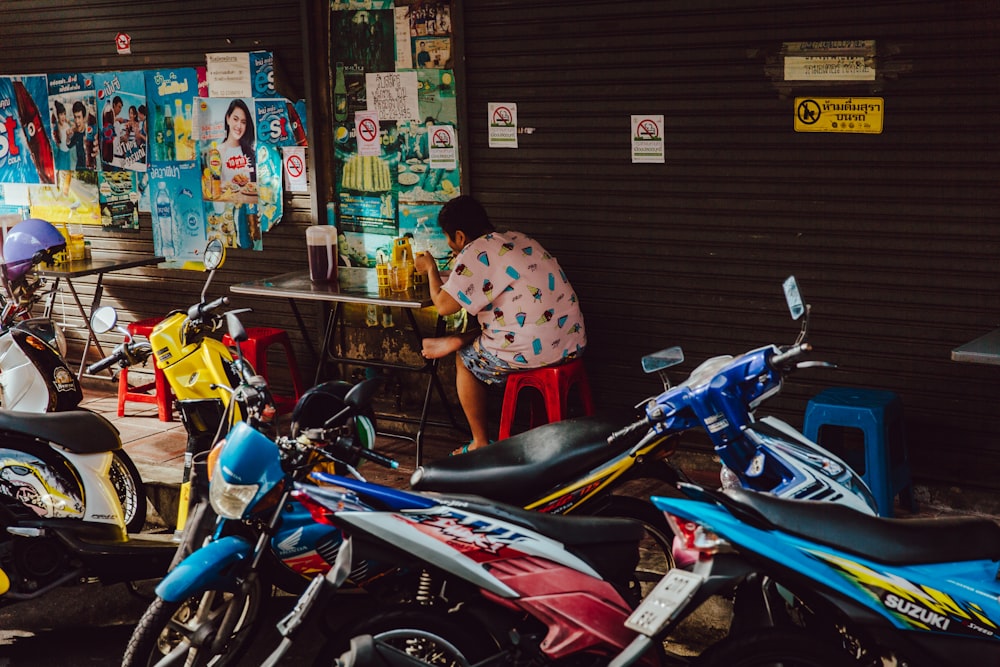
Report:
90,306,118,334
783,276,805,321
204,239,225,271
641,346,685,374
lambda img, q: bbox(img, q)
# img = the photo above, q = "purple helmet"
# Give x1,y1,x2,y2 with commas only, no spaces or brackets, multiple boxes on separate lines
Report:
3,218,65,281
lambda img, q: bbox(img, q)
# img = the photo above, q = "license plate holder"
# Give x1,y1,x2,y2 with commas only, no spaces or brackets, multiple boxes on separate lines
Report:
624,568,705,636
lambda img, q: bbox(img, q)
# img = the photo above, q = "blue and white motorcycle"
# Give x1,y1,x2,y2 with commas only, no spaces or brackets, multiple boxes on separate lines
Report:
607,482,1000,666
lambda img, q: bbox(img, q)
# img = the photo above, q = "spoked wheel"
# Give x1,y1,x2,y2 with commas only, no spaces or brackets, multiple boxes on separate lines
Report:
321,608,497,667
121,577,266,667
693,628,855,667
596,495,676,597
110,450,147,534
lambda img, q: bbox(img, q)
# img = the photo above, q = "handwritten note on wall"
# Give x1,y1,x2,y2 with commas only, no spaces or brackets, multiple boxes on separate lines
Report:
366,71,419,122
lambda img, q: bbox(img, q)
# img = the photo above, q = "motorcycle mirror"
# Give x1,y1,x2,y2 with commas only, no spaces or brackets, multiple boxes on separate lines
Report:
90,305,119,334
783,276,805,321
203,239,226,271
641,346,684,374
225,311,249,344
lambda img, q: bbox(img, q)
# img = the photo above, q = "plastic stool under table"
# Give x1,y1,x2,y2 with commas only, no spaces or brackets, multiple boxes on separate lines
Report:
498,357,594,440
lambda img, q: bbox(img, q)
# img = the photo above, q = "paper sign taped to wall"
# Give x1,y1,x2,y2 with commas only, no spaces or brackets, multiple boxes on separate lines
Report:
366,72,419,122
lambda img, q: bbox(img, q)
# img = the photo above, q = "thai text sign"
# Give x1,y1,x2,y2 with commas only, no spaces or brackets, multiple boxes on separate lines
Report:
794,97,883,134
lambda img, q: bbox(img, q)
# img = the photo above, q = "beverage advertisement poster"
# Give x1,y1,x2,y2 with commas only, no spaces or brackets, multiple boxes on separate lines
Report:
47,72,97,174
145,68,198,164
255,97,304,231
98,170,139,231
150,161,208,267
0,76,56,184
94,70,148,172
193,97,258,206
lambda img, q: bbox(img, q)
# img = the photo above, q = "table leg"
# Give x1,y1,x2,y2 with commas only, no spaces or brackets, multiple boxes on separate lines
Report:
63,276,110,379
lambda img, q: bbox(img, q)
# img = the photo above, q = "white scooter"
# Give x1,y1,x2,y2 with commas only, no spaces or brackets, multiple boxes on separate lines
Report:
0,218,146,534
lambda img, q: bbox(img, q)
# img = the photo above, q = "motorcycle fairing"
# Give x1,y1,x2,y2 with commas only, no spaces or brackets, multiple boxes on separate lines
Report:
0,446,83,519
156,535,252,601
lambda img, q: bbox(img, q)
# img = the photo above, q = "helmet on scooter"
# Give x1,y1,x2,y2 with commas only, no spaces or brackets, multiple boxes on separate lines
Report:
290,380,377,453
2,218,65,282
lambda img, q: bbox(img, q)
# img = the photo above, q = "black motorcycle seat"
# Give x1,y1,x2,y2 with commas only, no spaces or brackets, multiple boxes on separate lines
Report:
726,488,1000,565
434,493,644,588
0,409,121,453
411,414,645,505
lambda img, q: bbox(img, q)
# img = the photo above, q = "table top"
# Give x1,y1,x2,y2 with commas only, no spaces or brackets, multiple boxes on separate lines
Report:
36,254,165,278
951,328,1000,365
230,268,433,309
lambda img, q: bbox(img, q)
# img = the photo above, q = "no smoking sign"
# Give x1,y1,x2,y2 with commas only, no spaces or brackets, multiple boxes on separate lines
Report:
282,146,308,193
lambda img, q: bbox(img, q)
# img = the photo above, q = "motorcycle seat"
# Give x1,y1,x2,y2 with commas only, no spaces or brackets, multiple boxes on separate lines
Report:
410,413,645,505
725,487,1000,565
0,408,121,453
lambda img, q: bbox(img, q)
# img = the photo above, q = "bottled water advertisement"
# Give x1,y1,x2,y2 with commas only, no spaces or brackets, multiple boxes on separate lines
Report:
149,161,207,268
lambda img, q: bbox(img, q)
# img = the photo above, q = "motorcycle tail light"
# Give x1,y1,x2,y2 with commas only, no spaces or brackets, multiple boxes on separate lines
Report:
664,512,728,556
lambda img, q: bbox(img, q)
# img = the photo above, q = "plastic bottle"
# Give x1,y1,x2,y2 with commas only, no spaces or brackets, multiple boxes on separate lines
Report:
208,141,222,198
412,216,432,257
155,181,175,257
334,62,348,122
163,103,175,160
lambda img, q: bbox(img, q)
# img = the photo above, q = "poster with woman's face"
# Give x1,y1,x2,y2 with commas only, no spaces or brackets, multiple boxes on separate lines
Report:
193,96,258,205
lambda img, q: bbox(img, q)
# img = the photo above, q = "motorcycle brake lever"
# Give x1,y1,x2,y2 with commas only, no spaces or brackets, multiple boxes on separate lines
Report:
795,360,837,369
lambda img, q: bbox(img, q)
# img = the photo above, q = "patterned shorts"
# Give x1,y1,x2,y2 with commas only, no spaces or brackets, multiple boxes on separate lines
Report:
457,338,514,386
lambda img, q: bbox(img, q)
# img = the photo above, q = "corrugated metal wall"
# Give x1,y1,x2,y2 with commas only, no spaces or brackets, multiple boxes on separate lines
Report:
459,1,1000,488
0,0,323,393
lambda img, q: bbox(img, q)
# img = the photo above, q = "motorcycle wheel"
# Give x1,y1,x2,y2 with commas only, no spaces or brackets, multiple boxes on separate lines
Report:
110,450,147,534
319,608,496,667
121,577,266,667
595,495,676,597
693,628,855,667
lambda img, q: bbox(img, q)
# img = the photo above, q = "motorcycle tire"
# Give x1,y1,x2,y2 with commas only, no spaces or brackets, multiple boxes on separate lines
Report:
121,576,267,667
594,495,677,598
318,607,497,667
110,450,147,534
693,628,855,667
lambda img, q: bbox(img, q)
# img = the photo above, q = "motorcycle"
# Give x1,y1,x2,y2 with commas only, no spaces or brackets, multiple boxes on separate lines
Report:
120,315,386,667
262,467,657,667
0,217,146,534
410,276,877,587
600,482,1000,666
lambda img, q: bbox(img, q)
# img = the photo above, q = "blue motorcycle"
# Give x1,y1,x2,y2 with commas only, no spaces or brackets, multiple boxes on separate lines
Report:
120,318,390,667
607,482,1000,666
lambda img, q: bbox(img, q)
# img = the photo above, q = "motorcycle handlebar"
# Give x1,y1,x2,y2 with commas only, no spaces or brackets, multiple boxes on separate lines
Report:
86,346,126,375
607,417,650,446
356,447,399,470
188,295,230,321
769,343,812,369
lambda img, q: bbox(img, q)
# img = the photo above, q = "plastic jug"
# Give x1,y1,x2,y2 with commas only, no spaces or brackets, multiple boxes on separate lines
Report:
306,225,338,284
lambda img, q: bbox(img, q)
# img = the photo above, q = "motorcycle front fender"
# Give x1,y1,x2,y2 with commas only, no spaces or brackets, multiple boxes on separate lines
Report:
155,534,252,602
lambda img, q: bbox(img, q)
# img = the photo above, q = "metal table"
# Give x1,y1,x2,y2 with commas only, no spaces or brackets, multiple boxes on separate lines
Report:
37,254,165,379
951,328,1000,365
229,268,463,465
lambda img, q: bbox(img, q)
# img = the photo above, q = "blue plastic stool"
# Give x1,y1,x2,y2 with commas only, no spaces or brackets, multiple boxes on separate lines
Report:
803,387,916,517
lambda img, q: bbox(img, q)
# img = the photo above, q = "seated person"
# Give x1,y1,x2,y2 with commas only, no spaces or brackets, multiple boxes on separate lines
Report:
413,195,587,455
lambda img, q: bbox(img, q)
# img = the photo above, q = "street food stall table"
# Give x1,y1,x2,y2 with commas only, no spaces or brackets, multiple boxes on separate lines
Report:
229,268,463,465
951,328,1000,365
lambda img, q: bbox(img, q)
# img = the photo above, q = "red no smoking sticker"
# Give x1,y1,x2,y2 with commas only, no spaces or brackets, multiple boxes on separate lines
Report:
286,154,304,178
354,111,381,157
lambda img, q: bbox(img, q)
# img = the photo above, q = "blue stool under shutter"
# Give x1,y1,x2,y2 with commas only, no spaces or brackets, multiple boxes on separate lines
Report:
803,387,916,517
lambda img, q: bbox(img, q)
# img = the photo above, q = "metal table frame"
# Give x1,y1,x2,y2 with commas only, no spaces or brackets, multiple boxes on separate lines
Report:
37,254,164,379
230,269,464,465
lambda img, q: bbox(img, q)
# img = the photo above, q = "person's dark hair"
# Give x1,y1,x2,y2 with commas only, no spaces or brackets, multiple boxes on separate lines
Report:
225,99,256,163
72,100,86,116
54,100,65,115
436,195,494,241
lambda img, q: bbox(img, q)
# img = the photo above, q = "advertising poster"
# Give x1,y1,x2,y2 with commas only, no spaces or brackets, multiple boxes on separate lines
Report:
398,0,453,69
47,72,98,174
149,161,207,266
145,68,199,163
0,76,56,184
94,70,148,172
27,171,101,226
332,7,396,125
98,170,140,231
193,96,258,205
255,97,306,231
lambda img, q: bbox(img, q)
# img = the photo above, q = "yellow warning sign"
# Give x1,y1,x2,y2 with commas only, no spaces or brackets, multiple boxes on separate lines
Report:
794,97,884,134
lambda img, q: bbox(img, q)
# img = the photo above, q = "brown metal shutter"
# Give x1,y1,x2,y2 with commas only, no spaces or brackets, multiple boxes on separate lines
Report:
0,0,323,388
460,1,1000,489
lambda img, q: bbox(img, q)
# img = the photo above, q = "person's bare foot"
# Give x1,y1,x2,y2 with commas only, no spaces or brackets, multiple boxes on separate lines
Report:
422,335,465,359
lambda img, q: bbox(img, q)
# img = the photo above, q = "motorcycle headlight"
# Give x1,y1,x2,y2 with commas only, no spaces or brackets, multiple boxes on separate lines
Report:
209,463,260,519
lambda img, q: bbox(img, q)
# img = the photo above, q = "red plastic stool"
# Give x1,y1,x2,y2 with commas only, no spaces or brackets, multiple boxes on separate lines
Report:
498,357,595,440
118,317,174,422
223,327,304,414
